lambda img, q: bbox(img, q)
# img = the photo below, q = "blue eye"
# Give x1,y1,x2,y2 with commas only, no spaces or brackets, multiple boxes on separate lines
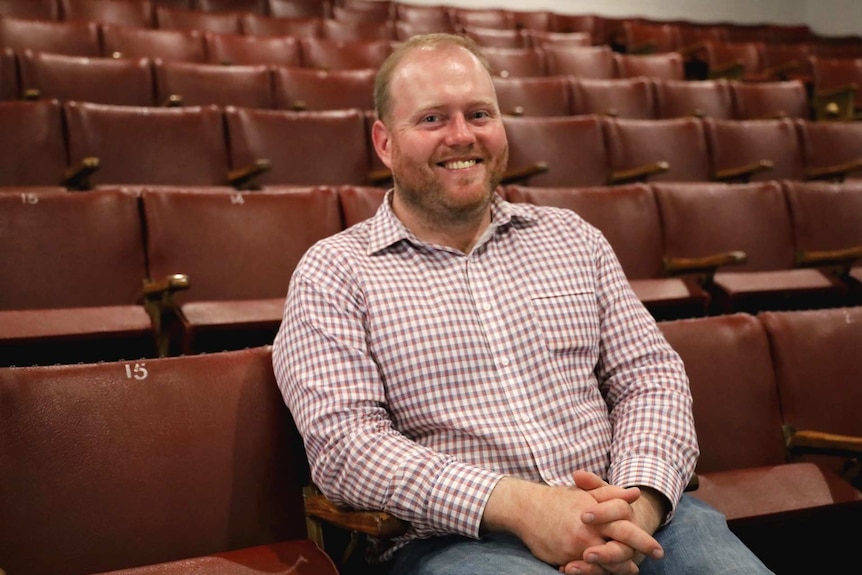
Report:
421,114,441,123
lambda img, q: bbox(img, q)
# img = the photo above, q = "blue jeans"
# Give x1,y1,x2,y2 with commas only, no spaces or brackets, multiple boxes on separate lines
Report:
388,495,774,575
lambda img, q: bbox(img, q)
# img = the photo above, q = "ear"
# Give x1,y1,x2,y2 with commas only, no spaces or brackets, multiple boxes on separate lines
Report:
371,119,394,170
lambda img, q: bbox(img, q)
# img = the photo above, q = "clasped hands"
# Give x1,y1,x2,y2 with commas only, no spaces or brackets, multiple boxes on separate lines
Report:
483,470,666,575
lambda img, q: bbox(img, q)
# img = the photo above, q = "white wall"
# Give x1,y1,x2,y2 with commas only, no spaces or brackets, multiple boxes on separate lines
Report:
397,0,855,38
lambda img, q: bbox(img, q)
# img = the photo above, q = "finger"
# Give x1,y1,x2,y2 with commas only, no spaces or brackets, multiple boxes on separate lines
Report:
586,484,641,505
582,498,634,525
582,539,636,566
572,470,607,490
594,520,664,560
562,557,637,575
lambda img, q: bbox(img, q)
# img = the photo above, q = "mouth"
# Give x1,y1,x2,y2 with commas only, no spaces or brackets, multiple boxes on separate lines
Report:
437,158,482,170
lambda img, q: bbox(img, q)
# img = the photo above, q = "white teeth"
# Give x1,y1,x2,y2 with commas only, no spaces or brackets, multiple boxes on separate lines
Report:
443,159,477,170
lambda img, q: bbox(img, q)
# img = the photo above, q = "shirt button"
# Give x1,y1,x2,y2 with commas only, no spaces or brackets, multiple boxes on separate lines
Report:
521,413,531,423
482,302,491,311
500,357,510,367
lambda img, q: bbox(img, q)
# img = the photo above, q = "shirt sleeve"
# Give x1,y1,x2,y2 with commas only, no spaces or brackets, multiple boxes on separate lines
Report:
272,246,504,540
591,234,700,517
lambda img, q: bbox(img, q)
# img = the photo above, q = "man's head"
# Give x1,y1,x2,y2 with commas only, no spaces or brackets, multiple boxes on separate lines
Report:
371,34,509,228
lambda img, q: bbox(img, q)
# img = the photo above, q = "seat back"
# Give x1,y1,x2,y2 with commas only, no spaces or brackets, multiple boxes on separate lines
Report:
614,52,685,81
273,66,375,111
730,79,809,120
704,117,806,182
299,36,390,70
503,114,610,187
0,46,16,100
64,101,229,186
142,187,342,303
60,0,154,28
0,0,61,20
481,46,546,78
0,16,100,56
240,13,323,37
18,51,156,106
338,184,387,228
797,119,862,182
604,116,712,182
0,99,68,186
810,56,862,111
783,180,862,254
320,17,393,42
153,60,274,108
619,20,681,54
760,306,862,445
451,7,513,30
654,181,796,271
0,189,147,309
225,106,371,186
506,184,665,279
654,79,734,119
197,0,265,13
267,0,330,19
0,346,309,575
658,313,787,473
703,40,764,79
492,75,572,117
154,4,242,34
205,32,301,66
571,76,657,119
462,26,530,49
543,44,615,78
101,24,206,62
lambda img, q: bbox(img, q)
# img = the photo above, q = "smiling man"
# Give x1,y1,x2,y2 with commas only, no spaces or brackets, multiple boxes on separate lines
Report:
273,34,774,575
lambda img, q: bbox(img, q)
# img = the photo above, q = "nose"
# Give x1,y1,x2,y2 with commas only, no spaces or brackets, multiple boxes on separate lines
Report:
444,113,477,147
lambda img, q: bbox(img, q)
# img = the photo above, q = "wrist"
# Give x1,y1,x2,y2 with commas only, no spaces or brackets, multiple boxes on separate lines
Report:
632,486,670,534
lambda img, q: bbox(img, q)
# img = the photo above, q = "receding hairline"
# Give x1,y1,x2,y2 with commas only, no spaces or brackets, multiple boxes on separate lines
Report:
374,33,493,125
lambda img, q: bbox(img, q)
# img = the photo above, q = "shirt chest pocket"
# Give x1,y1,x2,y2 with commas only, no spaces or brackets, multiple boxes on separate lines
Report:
530,292,600,353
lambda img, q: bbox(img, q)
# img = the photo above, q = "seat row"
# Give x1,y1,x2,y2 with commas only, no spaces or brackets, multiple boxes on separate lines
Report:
3,306,862,574
4,99,862,191
0,50,817,121
503,113,862,188
3,180,861,367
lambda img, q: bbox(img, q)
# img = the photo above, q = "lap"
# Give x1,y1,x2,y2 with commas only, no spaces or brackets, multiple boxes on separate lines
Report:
388,495,774,575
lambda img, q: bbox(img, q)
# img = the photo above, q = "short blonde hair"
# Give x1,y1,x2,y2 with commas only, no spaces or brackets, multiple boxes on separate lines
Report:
374,33,493,124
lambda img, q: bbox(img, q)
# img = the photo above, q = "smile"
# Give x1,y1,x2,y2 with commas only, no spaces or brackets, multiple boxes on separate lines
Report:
439,159,480,170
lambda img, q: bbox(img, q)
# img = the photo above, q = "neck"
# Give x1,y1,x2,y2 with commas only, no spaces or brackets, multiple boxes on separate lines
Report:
392,193,492,254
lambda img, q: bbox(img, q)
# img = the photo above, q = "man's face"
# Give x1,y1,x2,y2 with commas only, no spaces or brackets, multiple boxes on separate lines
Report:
372,45,509,225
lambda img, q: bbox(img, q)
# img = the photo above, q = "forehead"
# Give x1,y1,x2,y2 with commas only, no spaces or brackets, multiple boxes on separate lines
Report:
390,45,496,108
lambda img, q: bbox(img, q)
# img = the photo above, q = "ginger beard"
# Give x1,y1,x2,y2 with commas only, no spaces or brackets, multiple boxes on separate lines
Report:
389,134,509,228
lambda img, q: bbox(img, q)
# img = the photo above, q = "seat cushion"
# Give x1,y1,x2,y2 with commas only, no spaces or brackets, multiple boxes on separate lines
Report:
91,540,339,575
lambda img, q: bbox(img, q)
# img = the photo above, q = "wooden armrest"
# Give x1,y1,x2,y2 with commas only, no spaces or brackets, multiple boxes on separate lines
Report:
289,100,308,112
795,245,862,273
804,158,862,182
627,40,657,55
664,250,747,284
367,168,393,187
812,85,857,121
759,60,800,80
500,161,550,185
676,43,705,59
304,493,409,540
607,161,669,186
23,87,40,100
784,425,862,460
684,473,699,492
505,105,525,117
141,273,190,357
708,59,745,80
713,159,773,184
228,158,272,190
163,94,183,107
64,156,100,191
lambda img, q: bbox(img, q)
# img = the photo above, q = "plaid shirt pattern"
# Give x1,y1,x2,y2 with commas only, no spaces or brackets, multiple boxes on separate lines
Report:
273,191,698,558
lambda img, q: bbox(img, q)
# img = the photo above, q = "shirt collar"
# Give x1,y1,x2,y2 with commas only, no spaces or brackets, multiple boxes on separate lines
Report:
366,189,539,255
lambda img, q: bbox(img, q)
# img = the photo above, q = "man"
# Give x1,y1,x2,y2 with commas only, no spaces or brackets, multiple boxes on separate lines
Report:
273,34,773,575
